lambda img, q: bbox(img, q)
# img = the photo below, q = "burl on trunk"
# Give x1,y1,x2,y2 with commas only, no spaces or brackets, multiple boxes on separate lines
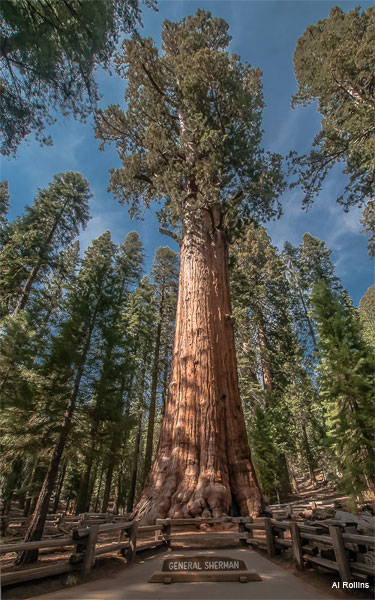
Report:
135,209,262,522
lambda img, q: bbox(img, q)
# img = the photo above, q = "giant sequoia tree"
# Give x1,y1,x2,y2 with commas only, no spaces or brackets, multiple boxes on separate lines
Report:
96,11,284,521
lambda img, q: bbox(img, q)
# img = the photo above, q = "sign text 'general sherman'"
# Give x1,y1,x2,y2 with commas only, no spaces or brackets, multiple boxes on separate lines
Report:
163,557,245,571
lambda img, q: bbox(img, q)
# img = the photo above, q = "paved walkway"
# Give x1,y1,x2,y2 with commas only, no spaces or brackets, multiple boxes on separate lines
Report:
33,547,332,600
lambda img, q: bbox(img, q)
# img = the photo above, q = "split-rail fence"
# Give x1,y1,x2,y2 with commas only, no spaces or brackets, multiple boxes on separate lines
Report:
1,514,374,587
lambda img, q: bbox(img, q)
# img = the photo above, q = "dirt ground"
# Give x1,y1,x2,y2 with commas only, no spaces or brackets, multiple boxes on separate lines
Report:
2,537,374,600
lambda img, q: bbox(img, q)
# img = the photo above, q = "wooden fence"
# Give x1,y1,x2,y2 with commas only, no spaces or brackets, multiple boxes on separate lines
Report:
0,512,126,538
247,518,374,583
1,518,167,586
268,500,336,519
1,516,374,587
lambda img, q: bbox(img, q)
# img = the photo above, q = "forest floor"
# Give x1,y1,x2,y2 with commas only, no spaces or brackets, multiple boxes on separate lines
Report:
285,473,349,506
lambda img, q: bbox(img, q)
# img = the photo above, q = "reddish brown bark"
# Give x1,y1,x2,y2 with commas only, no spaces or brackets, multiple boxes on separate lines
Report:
134,209,262,522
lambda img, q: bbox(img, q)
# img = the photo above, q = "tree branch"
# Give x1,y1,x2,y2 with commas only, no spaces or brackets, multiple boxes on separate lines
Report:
159,228,181,246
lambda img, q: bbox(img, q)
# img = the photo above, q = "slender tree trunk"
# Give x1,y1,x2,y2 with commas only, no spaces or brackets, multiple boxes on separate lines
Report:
76,432,97,514
256,318,272,390
143,292,164,484
23,464,44,517
298,289,317,350
88,460,99,512
127,412,143,513
52,461,67,514
16,394,76,564
94,463,105,513
0,459,22,521
134,209,261,522
300,423,317,487
276,453,292,500
12,199,70,317
160,343,170,417
287,460,300,494
101,459,115,514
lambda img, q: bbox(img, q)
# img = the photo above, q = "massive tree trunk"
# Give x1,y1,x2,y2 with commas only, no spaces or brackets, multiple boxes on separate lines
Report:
134,209,262,522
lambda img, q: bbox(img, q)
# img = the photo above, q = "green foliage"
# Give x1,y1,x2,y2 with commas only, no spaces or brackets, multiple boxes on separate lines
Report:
96,9,284,235
231,223,320,499
360,200,375,257
0,0,155,155
310,280,375,494
290,5,375,211
0,171,90,317
283,233,341,358
0,181,10,235
358,284,375,350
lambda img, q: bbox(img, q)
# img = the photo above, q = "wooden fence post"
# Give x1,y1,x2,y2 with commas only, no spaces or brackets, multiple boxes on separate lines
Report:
163,519,171,548
118,525,127,556
329,526,352,582
290,521,304,570
238,519,247,547
82,523,99,576
264,518,275,557
126,521,138,564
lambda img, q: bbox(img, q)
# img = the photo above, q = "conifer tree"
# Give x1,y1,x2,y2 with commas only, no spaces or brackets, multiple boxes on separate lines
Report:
358,285,375,350
0,171,90,318
231,224,298,498
310,281,375,495
96,9,284,521
283,233,341,357
75,231,144,514
17,231,116,564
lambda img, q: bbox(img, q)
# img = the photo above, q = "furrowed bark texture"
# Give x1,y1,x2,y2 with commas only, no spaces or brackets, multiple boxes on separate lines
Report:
135,210,261,522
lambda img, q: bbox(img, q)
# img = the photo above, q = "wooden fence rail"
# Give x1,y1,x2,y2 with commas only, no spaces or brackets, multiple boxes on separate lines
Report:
0,511,129,537
1,516,374,588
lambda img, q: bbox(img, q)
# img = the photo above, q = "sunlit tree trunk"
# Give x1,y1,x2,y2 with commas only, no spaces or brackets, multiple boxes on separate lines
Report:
135,209,262,522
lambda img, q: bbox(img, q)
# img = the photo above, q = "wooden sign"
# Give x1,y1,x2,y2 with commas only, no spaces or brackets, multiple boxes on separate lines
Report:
162,556,246,572
149,555,262,584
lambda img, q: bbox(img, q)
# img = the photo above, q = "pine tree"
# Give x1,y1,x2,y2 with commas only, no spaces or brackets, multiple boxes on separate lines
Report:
310,281,375,495
96,9,284,521
231,224,302,498
283,233,341,357
17,231,116,564
0,171,90,318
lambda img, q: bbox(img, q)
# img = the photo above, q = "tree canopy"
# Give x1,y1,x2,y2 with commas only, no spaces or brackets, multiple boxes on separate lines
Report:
96,9,285,236
290,5,374,214
0,0,155,156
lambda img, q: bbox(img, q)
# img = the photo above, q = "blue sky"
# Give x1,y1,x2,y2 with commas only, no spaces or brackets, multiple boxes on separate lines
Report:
1,0,373,305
